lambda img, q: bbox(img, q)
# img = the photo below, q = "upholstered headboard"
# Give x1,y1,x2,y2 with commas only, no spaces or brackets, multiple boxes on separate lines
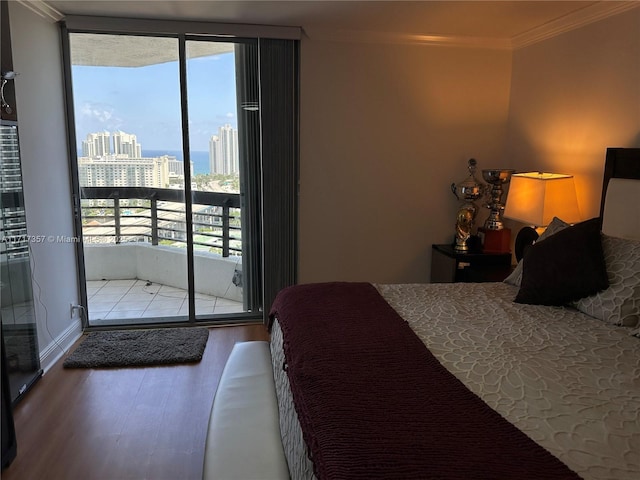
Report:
600,148,640,240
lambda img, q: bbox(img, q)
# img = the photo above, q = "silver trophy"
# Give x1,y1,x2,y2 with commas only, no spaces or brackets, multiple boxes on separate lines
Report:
481,169,515,230
451,159,484,253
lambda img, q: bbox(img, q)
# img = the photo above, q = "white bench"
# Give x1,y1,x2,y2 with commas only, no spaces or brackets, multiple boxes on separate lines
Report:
203,341,289,480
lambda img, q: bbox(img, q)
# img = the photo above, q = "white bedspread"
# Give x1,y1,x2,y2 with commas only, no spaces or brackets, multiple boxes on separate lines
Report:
271,282,640,480
378,282,639,480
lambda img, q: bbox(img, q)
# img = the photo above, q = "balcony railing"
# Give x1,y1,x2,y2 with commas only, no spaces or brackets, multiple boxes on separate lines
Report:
81,186,242,257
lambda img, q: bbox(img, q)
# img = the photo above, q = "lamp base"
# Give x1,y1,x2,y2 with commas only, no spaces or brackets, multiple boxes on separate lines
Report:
478,227,511,254
514,226,539,262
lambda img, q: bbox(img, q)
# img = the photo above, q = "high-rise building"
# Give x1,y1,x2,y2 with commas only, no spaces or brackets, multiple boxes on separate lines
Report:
209,135,221,174
208,124,238,175
82,131,111,157
78,155,169,188
112,130,142,158
166,156,194,178
165,156,181,175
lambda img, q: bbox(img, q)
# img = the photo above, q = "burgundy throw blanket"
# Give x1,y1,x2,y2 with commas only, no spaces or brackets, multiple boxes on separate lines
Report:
270,282,580,480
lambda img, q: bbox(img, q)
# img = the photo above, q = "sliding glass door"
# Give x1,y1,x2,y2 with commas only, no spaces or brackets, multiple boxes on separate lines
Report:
185,40,247,319
66,33,258,326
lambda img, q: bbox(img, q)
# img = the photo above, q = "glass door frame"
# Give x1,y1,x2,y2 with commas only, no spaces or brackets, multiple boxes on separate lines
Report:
61,26,262,329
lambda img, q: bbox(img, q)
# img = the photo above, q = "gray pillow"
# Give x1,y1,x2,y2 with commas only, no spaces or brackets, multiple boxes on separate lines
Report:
573,235,640,327
503,217,570,287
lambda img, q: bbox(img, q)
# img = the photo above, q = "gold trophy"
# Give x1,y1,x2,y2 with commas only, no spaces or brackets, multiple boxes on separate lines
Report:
451,159,484,253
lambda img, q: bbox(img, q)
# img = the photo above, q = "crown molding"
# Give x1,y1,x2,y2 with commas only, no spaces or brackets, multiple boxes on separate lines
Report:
17,0,64,22
303,28,511,50
18,1,640,50
304,1,639,51
511,1,640,50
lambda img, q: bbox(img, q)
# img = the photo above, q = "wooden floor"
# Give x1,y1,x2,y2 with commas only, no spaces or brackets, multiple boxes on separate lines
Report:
3,324,269,480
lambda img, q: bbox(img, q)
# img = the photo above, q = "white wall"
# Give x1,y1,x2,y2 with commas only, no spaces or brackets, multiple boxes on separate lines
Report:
298,39,513,283
299,8,640,284
506,8,640,223
9,3,82,372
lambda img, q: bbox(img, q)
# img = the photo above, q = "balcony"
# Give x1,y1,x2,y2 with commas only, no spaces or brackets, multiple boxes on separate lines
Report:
81,186,244,325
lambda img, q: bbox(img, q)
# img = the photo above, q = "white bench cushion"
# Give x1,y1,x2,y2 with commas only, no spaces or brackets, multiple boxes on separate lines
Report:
203,341,289,480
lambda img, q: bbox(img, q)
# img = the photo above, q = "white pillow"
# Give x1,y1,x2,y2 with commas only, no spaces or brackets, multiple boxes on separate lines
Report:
601,179,640,240
573,235,640,327
503,217,570,287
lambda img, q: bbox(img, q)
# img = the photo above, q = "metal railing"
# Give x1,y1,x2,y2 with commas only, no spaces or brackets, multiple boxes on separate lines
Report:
80,187,242,257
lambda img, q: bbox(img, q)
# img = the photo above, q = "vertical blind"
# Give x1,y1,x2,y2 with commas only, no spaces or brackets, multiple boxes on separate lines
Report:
259,38,299,322
235,41,262,313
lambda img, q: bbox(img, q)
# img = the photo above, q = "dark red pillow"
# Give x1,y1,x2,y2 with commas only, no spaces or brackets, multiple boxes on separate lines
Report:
514,218,609,306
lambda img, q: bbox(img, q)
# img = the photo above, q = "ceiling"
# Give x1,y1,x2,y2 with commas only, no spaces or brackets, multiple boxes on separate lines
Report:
45,1,609,40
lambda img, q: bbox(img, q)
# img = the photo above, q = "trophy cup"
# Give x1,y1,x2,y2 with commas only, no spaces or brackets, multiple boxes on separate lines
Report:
479,169,515,252
451,159,484,253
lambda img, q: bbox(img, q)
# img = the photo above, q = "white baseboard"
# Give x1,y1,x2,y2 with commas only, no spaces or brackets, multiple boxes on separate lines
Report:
39,319,83,373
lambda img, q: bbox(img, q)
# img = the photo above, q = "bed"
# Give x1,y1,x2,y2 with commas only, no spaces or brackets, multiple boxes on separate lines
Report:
268,148,640,480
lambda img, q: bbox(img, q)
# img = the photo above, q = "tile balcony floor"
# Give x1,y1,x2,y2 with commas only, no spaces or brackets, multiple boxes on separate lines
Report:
87,279,243,324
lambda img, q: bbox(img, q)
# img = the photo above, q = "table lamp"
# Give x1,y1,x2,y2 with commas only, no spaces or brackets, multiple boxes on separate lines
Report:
504,172,581,261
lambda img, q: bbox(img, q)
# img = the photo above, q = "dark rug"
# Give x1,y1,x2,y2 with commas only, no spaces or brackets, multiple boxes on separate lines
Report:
63,327,209,368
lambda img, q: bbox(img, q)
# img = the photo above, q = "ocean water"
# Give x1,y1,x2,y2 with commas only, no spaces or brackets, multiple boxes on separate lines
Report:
144,150,210,175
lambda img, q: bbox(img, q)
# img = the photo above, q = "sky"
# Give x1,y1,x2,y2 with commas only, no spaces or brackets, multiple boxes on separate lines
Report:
72,46,238,152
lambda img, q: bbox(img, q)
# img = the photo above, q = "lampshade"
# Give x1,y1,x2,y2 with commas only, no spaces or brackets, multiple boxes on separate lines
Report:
504,172,581,226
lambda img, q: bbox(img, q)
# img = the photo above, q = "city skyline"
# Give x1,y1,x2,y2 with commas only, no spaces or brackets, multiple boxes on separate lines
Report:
79,127,240,177
78,128,239,190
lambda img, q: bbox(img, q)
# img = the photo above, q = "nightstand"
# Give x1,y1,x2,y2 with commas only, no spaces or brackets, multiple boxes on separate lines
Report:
430,244,513,283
